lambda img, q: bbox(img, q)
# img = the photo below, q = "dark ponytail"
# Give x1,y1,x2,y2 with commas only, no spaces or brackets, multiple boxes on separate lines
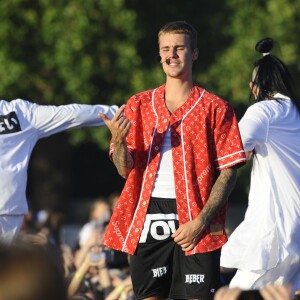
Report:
255,37,273,54
250,37,300,113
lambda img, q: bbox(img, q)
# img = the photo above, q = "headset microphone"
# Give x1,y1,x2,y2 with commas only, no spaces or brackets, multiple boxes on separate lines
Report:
160,58,170,65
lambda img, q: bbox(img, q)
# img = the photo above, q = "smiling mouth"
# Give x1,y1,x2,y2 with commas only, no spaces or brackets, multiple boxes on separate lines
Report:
166,59,180,66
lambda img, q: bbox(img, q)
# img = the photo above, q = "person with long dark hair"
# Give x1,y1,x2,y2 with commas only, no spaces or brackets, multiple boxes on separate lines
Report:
221,37,300,296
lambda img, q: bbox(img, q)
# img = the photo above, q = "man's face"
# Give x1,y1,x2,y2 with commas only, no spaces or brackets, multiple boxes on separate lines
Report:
159,33,197,80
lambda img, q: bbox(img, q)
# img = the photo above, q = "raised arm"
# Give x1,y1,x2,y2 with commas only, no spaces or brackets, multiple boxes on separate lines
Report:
99,105,134,178
23,99,119,138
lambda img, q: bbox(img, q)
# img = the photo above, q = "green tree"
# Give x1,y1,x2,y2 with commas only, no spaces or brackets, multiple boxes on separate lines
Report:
199,0,300,203
0,0,142,147
200,0,300,108
0,0,143,208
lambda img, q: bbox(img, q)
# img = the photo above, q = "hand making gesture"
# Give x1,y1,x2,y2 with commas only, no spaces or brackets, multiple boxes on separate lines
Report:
99,104,131,143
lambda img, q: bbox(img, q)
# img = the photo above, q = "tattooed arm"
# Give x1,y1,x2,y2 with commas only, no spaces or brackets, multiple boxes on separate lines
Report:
196,167,237,227
99,105,134,178
172,167,237,251
112,139,134,178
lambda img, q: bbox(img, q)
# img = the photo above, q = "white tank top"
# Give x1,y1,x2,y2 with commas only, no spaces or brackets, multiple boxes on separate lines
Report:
151,126,176,198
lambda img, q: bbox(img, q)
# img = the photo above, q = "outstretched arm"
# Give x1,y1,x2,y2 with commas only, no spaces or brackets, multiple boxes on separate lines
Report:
172,167,237,251
99,105,134,178
27,100,119,138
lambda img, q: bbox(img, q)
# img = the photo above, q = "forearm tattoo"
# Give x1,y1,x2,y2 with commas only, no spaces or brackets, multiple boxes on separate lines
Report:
112,141,134,178
198,168,237,226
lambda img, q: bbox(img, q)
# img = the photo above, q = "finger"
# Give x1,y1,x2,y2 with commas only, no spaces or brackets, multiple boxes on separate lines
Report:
181,243,196,251
260,287,273,300
274,285,291,298
171,227,181,238
214,286,227,300
245,151,253,160
260,285,290,300
173,235,186,244
112,104,126,121
117,116,129,128
120,120,131,133
227,288,243,300
217,287,243,300
260,285,280,300
180,240,194,247
176,236,193,245
125,121,131,132
215,286,240,300
98,113,110,125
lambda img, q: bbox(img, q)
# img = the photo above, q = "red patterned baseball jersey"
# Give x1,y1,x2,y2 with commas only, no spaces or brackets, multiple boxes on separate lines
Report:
104,84,246,255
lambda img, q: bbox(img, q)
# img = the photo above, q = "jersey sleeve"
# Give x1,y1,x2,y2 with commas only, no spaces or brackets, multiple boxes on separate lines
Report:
238,104,269,152
213,102,246,170
27,102,118,138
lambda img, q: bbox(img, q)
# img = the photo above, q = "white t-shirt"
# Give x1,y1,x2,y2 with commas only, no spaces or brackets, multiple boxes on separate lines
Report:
221,94,300,271
0,99,118,215
151,126,176,198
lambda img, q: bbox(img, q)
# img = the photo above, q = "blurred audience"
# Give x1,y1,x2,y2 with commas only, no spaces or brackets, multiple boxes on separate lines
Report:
70,211,132,300
12,194,134,300
10,193,298,300
0,240,67,300
108,192,120,211
89,198,112,223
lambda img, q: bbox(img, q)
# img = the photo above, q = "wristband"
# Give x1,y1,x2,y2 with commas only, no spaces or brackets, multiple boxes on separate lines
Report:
116,286,123,294
75,272,84,281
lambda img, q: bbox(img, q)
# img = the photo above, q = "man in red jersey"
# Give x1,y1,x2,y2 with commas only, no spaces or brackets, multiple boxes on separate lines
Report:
100,21,246,300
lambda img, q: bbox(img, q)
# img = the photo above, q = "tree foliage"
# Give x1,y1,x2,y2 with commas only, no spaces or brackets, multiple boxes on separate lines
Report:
1,0,299,135
200,0,300,108
0,0,143,146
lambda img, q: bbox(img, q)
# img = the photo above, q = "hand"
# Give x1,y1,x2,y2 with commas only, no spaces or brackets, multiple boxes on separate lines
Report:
245,151,254,160
77,244,106,276
99,104,131,144
87,244,106,268
260,284,291,300
214,286,242,300
171,218,205,251
20,232,48,245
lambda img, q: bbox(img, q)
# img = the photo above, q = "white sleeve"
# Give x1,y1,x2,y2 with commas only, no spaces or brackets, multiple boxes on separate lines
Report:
27,102,118,138
238,104,269,151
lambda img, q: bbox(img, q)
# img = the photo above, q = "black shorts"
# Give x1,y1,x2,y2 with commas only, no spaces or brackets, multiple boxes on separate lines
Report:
130,197,221,300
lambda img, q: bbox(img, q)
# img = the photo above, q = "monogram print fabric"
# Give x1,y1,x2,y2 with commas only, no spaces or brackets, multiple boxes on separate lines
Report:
104,84,246,255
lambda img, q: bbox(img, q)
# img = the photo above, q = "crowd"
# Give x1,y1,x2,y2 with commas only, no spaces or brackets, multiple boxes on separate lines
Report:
4,194,134,300
0,195,298,300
